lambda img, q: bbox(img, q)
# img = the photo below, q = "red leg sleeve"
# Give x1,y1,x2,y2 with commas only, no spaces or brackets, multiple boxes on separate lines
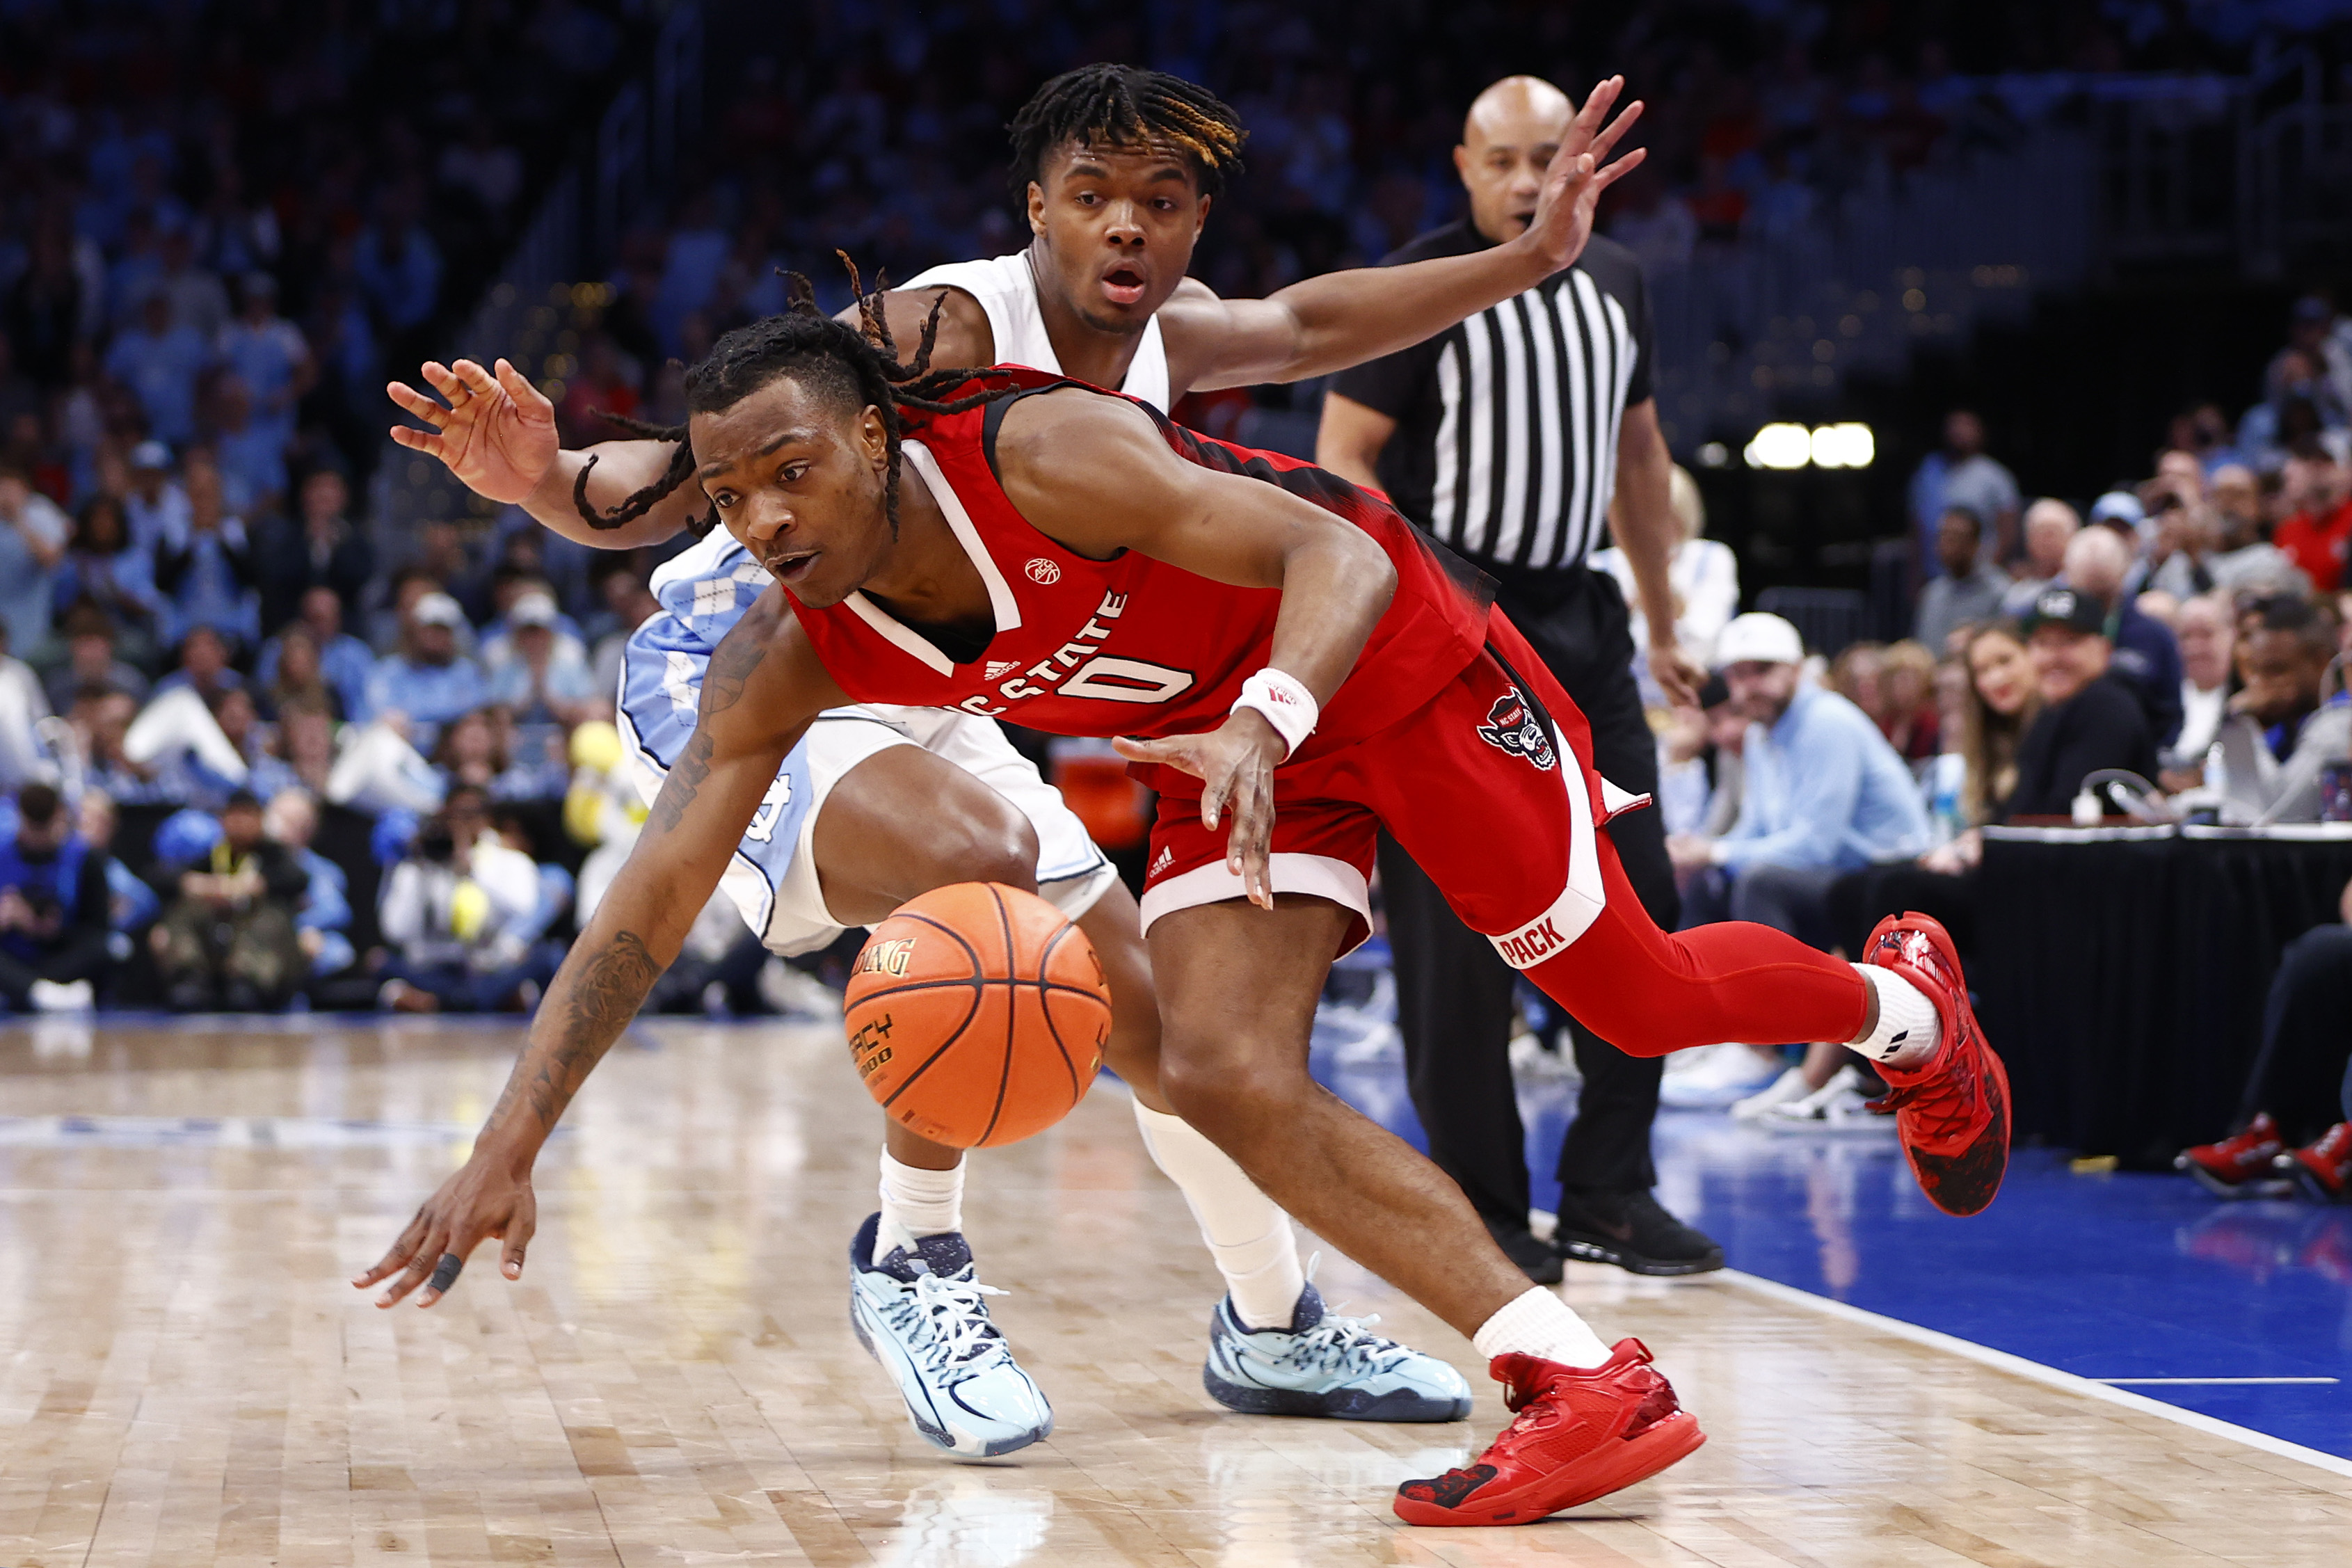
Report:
1519,831,1869,1058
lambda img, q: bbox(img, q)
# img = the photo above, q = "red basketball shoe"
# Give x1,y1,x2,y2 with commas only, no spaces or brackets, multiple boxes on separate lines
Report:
1391,1340,1704,1527
2282,1122,2352,1205
1861,912,2010,1217
2175,1113,2287,1197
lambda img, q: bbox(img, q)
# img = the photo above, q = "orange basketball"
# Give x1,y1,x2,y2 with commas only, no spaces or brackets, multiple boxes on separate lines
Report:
842,882,1111,1148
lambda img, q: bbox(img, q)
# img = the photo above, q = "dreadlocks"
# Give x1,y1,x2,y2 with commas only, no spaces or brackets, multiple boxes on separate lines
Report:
1006,63,1247,200
573,257,1021,539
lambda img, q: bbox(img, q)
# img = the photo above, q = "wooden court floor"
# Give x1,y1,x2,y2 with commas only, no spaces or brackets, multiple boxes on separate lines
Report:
3,1014,2349,1567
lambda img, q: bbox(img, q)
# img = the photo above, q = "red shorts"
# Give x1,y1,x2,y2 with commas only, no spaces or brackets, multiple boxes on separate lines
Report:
1137,612,1642,959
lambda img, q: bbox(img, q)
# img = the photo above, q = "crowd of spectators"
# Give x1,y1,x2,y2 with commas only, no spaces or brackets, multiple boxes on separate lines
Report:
566,0,2318,440
1,1,650,491
1653,290,2352,1154
0,0,682,1011
0,426,692,1014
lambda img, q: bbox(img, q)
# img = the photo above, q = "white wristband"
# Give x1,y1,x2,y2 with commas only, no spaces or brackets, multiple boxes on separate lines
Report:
1231,668,1318,760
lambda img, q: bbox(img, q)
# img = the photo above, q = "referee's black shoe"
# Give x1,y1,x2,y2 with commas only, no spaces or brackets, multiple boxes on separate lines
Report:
1485,1216,1565,1285
1551,1190,1725,1277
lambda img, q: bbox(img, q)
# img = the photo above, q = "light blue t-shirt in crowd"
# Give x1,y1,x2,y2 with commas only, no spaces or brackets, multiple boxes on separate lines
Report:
363,655,486,751
0,501,67,657
1719,685,1931,874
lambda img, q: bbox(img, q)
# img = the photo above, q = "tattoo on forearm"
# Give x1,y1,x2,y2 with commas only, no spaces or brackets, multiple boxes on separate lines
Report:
486,930,664,1137
702,629,769,715
653,732,712,831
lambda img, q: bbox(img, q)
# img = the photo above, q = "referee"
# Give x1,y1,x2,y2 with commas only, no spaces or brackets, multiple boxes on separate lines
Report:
1318,75,1722,1281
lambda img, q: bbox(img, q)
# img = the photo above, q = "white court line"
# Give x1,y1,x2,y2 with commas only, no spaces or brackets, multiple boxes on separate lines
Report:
1716,1270,2352,1481
2095,1377,2339,1386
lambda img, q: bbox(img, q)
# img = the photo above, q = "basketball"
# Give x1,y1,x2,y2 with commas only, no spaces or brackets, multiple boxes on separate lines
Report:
842,882,1112,1148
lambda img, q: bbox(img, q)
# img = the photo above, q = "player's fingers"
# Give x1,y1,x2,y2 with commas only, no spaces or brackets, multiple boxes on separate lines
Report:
387,381,451,426
419,360,463,399
415,1242,468,1309
1111,734,1205,778
1234,777,1275,909
1200,764,1232,833
495,358,554,415
502,1205,534,1280
374,1222,449,1308
387,425,446,456
353,1211,432,1288
452,358,502,399
1221,768,1254,862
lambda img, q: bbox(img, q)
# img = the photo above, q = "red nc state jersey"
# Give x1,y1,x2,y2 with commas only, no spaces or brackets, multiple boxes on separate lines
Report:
783,371,1494,762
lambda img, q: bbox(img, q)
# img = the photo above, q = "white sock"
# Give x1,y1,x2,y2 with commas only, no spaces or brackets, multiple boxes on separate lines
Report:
876,1149,965,1263
1471,1286,1615,1370
1850,966,1941,1070
1133,1100,1307,1331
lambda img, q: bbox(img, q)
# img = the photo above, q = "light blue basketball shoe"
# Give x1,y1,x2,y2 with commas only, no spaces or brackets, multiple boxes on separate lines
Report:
848,1213,1053,1458
1203,1279,1474,1421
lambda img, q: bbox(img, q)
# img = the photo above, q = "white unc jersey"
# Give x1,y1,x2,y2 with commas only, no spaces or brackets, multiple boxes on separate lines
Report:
897,252,1172,413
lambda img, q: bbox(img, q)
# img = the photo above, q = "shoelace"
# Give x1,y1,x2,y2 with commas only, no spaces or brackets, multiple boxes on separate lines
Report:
1261,1310,1417,1377
881,1271,1012,1382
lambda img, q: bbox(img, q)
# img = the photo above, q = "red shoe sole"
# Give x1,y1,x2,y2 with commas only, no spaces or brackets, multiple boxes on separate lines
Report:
1391,1413,1706,1527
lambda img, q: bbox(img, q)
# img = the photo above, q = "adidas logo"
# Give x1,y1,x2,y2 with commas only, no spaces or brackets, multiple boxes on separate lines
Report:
984,660,1019,679
1149,846,1174,877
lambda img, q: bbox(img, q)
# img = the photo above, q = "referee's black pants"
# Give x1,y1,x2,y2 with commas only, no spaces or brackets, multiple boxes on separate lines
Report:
1376,568,1679,1223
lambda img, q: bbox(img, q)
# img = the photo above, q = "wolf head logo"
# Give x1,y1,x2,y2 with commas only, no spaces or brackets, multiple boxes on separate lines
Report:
1476,689,1557,771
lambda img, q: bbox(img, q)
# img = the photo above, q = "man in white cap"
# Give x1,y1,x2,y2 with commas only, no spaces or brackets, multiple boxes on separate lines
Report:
486,589,600,728
362,589,484,750
1670,613,1930,948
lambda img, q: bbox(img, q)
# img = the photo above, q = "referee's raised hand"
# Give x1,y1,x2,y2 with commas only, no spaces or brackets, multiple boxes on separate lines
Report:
1520,76,1647,275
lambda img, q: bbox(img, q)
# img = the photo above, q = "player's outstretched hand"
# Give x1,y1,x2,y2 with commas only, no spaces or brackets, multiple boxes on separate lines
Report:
1520,76,1647,276
1114,714,1286,910
352,1149,537,1309
387,357,559,506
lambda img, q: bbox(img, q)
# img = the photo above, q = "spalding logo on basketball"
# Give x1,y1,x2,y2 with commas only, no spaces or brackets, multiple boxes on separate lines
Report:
841,882,1111,1148
1025,557,1062,584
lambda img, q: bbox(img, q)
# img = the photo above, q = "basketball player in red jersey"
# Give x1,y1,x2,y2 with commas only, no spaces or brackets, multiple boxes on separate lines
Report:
368,66,1669,1444
372,280,2011,1523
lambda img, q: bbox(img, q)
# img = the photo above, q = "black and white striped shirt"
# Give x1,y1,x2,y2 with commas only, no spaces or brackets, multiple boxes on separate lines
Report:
1328,225,1653,575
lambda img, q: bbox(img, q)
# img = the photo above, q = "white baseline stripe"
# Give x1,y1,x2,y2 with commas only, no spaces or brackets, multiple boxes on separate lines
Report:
1716,1269,2352,1481
2095,1377,2339,1386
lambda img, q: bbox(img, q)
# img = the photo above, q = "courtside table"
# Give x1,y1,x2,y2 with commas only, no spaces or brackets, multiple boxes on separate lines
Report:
1976,822,2352,1168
